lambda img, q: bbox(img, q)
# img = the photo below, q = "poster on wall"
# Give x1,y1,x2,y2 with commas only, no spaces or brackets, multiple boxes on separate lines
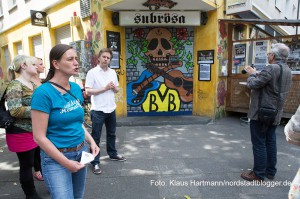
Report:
234,44,246,59
253,41,268,71
106,31,120,69
199,64,211,81
233,43,246,73
106,31,120,51
110,51,120,69
197,50,214,64
286,38,300,74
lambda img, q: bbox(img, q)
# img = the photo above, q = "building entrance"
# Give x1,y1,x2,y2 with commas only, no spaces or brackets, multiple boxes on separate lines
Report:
125,27,194,116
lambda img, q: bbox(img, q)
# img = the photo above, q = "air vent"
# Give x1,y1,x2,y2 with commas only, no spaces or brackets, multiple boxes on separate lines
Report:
80,0,91,19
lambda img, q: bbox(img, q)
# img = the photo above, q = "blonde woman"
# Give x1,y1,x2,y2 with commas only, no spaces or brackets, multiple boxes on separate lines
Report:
30,57,45,181
5,55,42,199
31,57,45,86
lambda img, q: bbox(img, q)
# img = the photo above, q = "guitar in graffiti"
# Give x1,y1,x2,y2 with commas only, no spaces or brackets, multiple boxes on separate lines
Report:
147,65,193,103
127,59,182,106
164,70,193,102
127,70,161,106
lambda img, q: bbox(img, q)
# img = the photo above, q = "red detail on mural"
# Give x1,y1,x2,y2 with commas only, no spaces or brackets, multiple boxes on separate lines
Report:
219,21,227,39
133,28,145,38
95,31,101,41
176,28,188,40
91,55,99,67
85,31,93,42
90,12,98,27
217,80,226,106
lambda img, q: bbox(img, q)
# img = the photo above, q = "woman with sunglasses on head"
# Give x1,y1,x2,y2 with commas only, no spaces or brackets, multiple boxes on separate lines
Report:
31,44,99,199
5,55,42,199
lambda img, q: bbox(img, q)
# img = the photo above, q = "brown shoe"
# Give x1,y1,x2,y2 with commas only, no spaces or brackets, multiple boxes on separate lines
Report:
241,171,263,181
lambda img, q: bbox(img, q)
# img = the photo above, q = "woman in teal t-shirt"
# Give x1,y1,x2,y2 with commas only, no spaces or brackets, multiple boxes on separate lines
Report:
31,44,99,199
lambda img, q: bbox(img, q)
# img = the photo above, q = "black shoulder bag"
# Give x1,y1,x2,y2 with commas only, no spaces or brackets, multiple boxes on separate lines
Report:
48,81,81,104
0,89,15,129
257,64,282,127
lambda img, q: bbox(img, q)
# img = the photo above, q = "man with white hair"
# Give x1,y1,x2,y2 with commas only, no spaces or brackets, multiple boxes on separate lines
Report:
241,43,292,181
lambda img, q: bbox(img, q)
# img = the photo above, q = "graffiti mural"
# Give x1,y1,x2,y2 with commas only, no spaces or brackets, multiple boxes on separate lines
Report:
216,21,228,119
126,27,194,116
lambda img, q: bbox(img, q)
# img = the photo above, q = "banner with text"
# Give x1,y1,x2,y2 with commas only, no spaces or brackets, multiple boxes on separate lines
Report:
119,11,201,26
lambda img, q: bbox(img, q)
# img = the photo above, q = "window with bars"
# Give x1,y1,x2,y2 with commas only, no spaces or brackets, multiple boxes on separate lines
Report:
7,0,17,10
4,46,11,70
55,25,71,44
15,42,23,55
32,35,43,58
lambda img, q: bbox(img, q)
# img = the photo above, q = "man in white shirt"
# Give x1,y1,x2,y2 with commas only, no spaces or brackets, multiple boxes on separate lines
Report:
85,48,126,175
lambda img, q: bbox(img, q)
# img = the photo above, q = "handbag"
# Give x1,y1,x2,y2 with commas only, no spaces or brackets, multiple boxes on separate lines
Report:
258,107,278,126
257,64,282,127
0,89,15,129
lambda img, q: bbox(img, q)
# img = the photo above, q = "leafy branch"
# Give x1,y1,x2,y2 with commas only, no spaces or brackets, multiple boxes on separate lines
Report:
126,40,149,67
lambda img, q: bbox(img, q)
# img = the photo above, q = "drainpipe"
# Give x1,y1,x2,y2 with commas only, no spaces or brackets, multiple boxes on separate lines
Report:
297,0,300,34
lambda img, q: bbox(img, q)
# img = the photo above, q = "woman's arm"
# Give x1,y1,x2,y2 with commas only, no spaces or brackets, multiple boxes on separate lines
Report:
31,110,85,172
82,124,99,157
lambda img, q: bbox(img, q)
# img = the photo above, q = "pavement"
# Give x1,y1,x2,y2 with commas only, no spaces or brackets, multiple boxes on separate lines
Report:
0,114,299,199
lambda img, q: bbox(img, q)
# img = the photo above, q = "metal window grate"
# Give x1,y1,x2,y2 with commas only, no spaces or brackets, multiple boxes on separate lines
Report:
16,42,23,55
80,0,91,19
55,25,71,45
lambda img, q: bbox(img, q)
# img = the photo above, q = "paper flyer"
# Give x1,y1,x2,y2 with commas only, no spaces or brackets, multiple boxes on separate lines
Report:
80,151,94,164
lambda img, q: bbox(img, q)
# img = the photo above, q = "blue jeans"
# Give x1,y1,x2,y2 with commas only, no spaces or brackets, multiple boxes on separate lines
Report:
90,110,117,165
41,144,87,199
250,120,277,179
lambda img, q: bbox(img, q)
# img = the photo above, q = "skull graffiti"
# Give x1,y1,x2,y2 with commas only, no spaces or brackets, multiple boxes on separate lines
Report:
145,28,176,69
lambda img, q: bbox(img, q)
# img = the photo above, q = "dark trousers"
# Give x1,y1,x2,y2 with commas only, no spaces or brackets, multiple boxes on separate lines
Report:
33,147,41,172
16,147,37,196
250,120,277,179
90,110,117,165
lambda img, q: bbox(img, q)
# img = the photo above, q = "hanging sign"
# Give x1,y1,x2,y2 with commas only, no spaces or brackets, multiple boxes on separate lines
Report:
119,11,201,26
30,10,47,27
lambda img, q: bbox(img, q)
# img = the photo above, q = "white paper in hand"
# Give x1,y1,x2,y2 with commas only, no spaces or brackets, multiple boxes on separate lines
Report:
80,151,94,164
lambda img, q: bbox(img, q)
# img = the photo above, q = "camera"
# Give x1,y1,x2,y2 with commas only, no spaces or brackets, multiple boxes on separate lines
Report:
242,64,254,74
